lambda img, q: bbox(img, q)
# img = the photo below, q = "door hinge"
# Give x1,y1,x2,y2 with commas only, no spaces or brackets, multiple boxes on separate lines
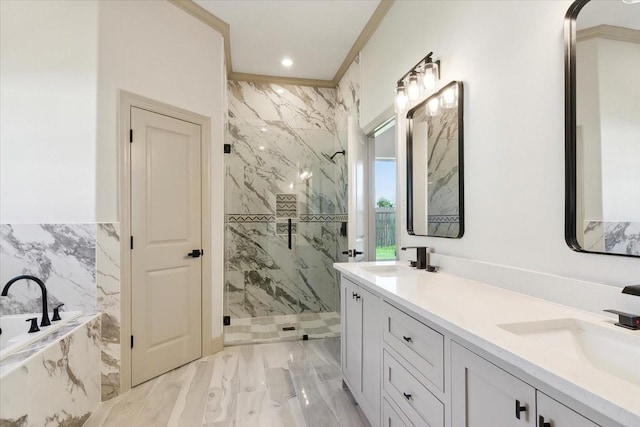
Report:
223,315,231,326
131,335,134,348
130,236,133,250
129,129,133,143
223,143,231,154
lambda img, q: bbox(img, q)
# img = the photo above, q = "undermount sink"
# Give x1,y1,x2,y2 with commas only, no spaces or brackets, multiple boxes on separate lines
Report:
499,318,640,387
359,265,411,277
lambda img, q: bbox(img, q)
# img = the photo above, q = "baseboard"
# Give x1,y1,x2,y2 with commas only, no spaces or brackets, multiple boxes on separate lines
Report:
211,335,224,354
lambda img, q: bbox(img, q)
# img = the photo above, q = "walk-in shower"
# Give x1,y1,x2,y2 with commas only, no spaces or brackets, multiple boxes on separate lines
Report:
223,81,348,345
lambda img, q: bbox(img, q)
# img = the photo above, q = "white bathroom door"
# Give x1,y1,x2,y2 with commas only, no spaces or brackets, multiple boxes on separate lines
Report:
347,115,368,262
130,107,202,386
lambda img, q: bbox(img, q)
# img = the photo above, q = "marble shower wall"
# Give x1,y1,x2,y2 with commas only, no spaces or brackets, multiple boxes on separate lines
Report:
225,80,351,319
0,223,121,401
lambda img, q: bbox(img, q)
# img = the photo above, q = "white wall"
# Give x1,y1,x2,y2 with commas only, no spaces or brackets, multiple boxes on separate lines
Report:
360,0,639,292
96,0,226,338
598,38,640,221
0,0,98,223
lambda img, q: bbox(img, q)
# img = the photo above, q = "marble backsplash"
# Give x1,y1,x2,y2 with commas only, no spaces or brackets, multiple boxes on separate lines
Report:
0,223,121,402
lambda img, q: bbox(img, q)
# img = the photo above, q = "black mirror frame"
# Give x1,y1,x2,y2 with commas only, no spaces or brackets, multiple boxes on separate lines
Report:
564,0,637,258
406,80,464,238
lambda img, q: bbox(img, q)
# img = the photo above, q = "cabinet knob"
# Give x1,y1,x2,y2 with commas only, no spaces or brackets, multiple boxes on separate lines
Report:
402,336,413,343
515,400,527,419
538,415,551,427
403,392,412,401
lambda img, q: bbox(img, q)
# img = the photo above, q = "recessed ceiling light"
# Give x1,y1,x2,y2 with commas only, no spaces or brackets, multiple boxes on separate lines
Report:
258,146,265,151
281,58,293,67
275,88,284,94
260,127,268,133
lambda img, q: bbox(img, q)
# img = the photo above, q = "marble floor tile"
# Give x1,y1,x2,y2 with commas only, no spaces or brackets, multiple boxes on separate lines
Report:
224,312,340,346
84,338,367,427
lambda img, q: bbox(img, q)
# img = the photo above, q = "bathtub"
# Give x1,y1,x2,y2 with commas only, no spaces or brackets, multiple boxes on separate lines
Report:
0,312,101,425
0,311,82,361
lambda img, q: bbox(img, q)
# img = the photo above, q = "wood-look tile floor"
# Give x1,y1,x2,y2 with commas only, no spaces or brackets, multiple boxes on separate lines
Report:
85,338,369,427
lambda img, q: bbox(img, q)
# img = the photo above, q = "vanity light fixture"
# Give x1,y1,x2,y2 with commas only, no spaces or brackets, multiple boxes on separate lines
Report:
408,71,420,100
427,97,440,116
395,52,441,110
396,82,408,110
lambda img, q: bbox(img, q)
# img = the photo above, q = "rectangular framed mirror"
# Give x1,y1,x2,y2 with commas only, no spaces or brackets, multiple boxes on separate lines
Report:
565,0,640,257
407,80,464,238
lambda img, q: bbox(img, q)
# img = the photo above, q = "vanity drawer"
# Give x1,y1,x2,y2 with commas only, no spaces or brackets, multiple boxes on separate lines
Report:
382,396,414,427
383,302,444,391
383,350,444,427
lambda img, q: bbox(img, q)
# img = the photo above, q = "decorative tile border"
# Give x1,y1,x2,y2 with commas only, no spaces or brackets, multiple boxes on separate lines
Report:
428,215,460,224
226,214,276,223
299,213,348,222
227,213,348,223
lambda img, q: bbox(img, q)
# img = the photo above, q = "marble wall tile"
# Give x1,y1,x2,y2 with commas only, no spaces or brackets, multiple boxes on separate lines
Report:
336,54,360,134
0,224,97,315
583,221,605,252
228,81,336,133
97,223,121,401
0,314,101,426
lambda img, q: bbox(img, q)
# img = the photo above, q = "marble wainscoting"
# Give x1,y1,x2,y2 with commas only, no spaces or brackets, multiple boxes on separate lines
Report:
0,222,122,402
426,107,461,237
583,220,640,256
0,224,97,315
0,314,102,426
96,223,121,401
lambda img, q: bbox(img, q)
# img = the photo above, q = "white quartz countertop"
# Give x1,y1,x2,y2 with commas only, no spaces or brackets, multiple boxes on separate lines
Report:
334,261,640,427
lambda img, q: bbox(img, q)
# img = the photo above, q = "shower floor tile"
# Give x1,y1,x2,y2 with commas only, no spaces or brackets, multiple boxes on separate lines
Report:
224,311,341,346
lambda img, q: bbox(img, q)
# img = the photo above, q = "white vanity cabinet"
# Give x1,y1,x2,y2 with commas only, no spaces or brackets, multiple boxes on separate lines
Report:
341,276,382,426
451,342,601,427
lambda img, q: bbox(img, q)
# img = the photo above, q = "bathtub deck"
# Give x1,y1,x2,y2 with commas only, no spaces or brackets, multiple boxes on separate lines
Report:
84,337,368,427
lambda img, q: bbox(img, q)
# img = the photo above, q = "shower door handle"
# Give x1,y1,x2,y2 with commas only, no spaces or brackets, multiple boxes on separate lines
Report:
287,219,292,250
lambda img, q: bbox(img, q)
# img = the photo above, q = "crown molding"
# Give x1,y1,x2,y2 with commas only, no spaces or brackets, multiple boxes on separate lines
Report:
168,0,233,73
577,24,640,44
229,72,335,88
332,0,395,86
168,0,395,88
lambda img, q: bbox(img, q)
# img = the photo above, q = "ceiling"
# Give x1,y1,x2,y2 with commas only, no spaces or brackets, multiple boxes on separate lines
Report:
193,0,382,83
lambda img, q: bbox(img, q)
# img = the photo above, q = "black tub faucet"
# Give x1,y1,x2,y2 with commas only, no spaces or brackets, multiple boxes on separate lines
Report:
2,275,51,327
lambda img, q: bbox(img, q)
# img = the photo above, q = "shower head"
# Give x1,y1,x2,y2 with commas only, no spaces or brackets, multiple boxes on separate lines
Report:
329,150,345,160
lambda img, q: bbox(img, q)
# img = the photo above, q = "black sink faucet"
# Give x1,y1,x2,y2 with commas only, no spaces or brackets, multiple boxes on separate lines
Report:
401,246,429,270
604,285,640,330
2,275,51,327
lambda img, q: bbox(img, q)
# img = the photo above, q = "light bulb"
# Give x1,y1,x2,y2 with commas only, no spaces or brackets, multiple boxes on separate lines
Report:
428,98,440,116
396,84,408,110
442,87,457,108
423,65,437,90
408,72,420,100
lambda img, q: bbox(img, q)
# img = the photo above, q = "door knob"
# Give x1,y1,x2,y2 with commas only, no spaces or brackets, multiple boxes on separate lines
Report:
187,249,202,258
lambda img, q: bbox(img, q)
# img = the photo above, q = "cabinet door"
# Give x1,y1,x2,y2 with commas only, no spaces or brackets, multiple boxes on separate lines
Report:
452,342,536,427
537,392,600,427
361,286,381,425
343,279,362,391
